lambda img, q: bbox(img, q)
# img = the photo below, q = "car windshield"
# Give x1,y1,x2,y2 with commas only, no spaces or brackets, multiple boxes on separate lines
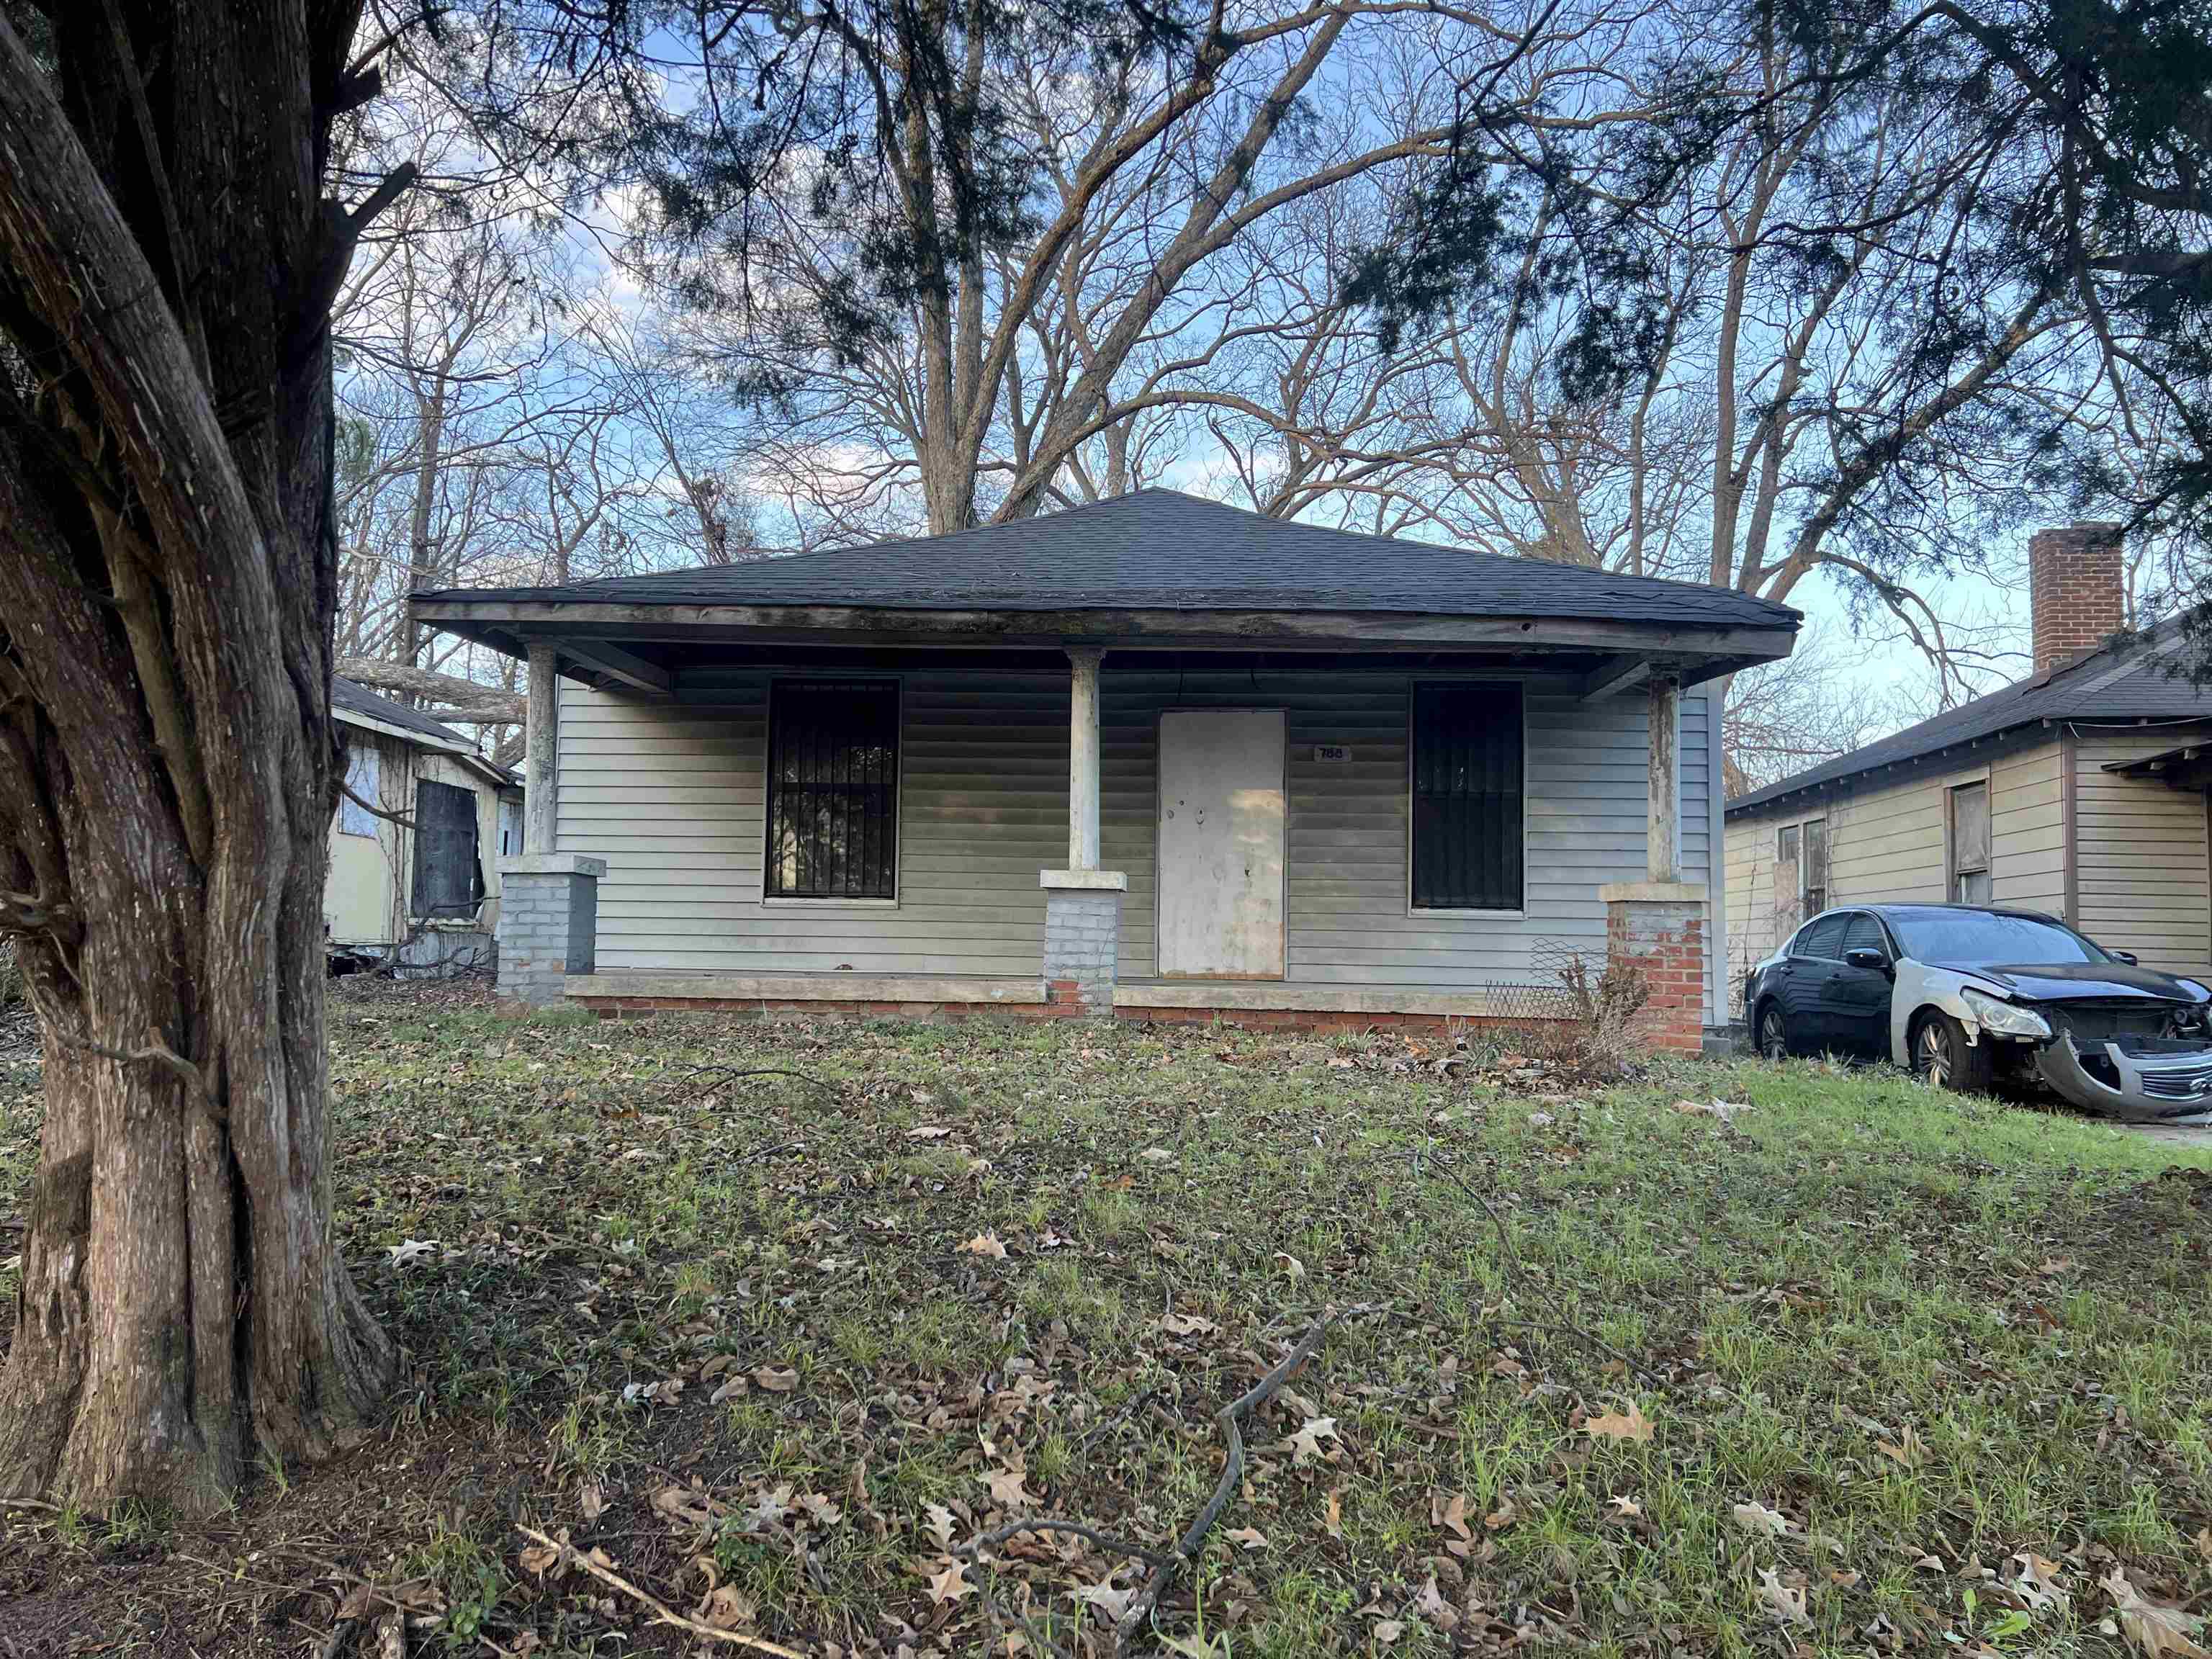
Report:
1886,909,2108,966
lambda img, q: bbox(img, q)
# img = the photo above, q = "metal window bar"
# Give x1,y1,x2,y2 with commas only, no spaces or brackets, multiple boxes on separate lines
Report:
766,680,899,899
1411,683,1524,910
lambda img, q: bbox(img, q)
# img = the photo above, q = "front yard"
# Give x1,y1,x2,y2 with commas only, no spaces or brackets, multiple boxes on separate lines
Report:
2,989,2210,1657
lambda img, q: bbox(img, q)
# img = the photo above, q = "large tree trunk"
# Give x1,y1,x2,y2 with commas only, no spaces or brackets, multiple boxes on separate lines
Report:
0,5,397,1513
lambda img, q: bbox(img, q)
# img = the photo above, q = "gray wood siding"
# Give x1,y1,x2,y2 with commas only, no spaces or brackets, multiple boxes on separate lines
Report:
1726,737,2069,976
557,667,1712,1010
2072,724,2212,976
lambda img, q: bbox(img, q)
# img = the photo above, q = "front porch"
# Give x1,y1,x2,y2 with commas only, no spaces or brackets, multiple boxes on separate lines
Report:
557,968,1578,1030
478,651,1731,1051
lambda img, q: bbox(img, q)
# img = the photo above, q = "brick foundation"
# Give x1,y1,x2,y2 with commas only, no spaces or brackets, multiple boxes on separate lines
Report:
575,994,1565,1038
1601,881,1709,1056
497,854,605,1007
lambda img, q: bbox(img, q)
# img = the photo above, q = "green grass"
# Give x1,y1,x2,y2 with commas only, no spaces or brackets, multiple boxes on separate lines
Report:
2,994,2208,1655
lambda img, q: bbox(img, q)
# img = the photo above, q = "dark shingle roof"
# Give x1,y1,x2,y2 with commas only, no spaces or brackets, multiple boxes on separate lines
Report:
332,675,474,749
1728,621,2212,814
414,489,1798,632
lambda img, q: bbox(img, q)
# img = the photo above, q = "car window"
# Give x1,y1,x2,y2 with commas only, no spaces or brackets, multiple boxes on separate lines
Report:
1841,913,1889,958
1885,909,2108,966
1791,914,1849,961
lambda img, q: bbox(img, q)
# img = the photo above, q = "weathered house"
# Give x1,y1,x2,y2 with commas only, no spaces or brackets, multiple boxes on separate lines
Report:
411,490,1799,1048
1725,524,2212,994
326,676,522,969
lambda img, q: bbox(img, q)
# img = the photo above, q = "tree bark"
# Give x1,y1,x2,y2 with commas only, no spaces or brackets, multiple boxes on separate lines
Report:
336,656,526,724
0,4,397,1514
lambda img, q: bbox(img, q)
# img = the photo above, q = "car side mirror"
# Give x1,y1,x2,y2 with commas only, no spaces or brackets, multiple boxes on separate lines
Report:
2113,950,2139,965
1845,947,1891,975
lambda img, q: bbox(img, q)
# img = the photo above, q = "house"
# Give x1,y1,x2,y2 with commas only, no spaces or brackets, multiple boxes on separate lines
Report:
410,490,1799,1048
1725,524,2212,998
327,675,523,971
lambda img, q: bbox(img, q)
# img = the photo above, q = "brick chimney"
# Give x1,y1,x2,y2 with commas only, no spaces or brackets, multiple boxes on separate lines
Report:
2027,523,2126,674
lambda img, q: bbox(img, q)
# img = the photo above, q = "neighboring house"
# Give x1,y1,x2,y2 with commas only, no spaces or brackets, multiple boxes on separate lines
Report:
412,490,1799,1048
327,675,523,970
1725,524,2212,998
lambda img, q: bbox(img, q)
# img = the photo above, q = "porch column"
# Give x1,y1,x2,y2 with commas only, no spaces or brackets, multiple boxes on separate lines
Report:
1067,645,1102,870
498,642,602,1009
523,640,559,855
1041,645,1125,1017
1646,673,1679,883
1601,670,1707,1055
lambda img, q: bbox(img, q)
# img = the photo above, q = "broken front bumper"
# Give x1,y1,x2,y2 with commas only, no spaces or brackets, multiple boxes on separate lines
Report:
2033,1034,2212,1124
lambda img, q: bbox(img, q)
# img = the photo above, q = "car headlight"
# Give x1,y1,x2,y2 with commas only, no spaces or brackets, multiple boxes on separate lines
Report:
1961,987,2051,1040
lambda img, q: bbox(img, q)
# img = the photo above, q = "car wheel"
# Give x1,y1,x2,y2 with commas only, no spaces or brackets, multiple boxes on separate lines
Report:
1912,1011,1993,1094
1756,1002,1790,1061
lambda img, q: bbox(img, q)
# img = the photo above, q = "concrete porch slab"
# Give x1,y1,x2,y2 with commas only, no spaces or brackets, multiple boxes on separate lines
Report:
564,971,1045,1005
1112,981,1554,1018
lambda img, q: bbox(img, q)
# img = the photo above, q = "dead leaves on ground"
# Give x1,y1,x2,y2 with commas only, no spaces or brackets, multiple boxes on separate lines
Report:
1582,1400,1655,1443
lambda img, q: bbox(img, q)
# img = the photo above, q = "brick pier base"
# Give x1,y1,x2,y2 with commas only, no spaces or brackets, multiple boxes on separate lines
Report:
1039,870,1125,1016
496,853,606,1007
1600,881,1709,1055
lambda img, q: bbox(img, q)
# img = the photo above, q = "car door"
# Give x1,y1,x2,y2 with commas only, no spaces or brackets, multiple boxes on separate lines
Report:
1779,913,1848,1048
1820,912,1896,1058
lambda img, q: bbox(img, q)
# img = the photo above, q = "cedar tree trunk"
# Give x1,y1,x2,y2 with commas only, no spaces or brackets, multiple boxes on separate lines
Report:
0,4,400,1513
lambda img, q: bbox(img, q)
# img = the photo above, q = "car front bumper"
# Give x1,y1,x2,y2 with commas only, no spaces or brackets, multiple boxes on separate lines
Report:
2033,1034,2212,1124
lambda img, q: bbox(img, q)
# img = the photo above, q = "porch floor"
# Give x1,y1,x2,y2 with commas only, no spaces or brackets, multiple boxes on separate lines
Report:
562,970,1561,1020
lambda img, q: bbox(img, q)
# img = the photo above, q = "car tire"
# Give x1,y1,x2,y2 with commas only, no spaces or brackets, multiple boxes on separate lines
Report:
1755,1001,1790,1061
1912,1010,1993,1095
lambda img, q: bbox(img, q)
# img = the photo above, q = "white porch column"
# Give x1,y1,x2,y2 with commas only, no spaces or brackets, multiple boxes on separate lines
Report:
1041,646,1123,1015
1646,673,1680,883
523,641,559,855
1066,646,1102,871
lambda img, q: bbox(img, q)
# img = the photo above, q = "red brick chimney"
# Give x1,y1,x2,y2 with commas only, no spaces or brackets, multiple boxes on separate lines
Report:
2027,523,2126,674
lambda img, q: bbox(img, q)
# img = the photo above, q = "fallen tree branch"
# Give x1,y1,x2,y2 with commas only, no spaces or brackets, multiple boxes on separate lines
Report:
675,1064,843,1100
1116,1308,1336,1651
338,777,414,830
515,1525,804,1658
336,657,525,724
962,1515,1175,1569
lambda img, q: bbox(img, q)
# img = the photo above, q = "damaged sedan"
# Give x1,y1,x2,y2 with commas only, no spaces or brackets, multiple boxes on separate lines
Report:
1745,904,2212,1123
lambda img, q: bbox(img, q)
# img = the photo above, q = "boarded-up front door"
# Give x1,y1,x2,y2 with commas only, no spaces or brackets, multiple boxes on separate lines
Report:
1158,710,1286,978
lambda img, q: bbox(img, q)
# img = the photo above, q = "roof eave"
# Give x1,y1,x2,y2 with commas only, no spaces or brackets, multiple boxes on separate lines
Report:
333,703,477,757
1725,716,2054,817
410,595,1797,671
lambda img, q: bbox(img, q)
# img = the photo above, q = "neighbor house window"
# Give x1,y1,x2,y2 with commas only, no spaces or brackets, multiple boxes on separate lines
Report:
1410,681,1524,911
413,780,481,919
338,741,379,837
1949,781,1991,903
766,680,899,900
1801,817,1829,914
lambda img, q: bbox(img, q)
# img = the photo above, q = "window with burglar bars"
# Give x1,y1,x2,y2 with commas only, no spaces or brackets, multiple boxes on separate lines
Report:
1410,682,1524,911
411,779,481,919
765,680,900,900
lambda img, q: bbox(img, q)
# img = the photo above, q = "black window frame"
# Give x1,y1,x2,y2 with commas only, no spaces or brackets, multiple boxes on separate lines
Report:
1408,680,1526,914
764,678,902,902
410,778,482,920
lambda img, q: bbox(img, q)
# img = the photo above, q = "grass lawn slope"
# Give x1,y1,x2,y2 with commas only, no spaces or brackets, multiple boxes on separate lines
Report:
2,984,2208,1656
